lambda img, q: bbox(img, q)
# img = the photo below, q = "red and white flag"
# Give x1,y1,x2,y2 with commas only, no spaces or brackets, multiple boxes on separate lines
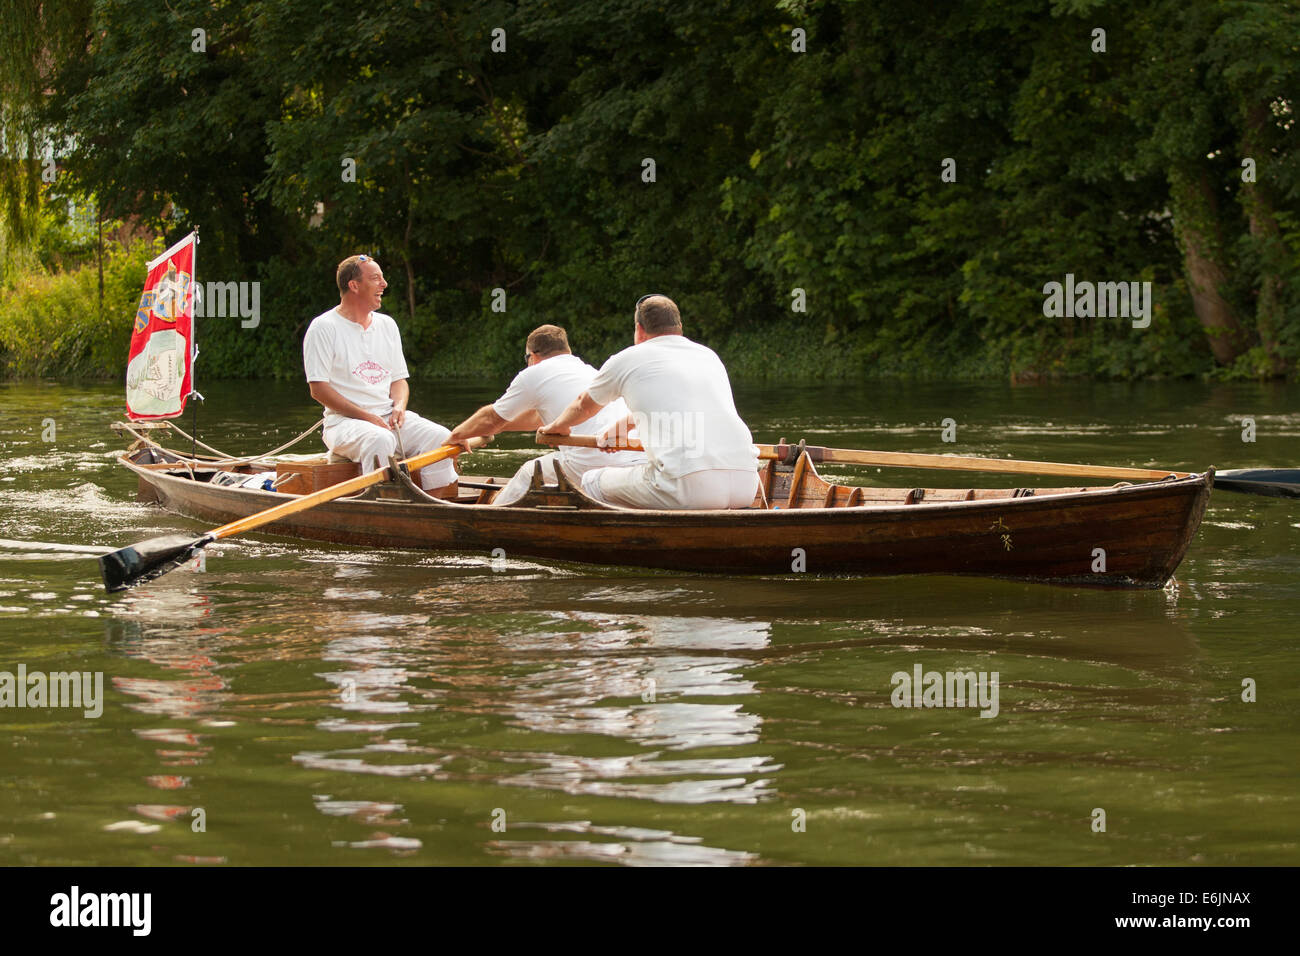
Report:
125,232,198,420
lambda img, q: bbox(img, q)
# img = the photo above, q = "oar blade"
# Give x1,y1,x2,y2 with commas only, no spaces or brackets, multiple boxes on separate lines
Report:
99,533,213,592
1213,468,1300,499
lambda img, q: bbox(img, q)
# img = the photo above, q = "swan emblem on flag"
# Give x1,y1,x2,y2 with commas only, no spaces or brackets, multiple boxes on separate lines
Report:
133,260,193,333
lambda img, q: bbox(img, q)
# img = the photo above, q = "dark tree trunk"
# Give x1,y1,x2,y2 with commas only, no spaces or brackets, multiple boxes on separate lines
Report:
1169,165,1251,365
1240,103,1287,377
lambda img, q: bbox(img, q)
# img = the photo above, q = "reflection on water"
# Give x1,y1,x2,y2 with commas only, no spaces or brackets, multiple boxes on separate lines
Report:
486,820,760,866
293,607,778,814
2,380,1299,865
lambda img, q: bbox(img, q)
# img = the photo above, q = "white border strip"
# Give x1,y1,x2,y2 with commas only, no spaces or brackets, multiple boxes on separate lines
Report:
146,231,196,271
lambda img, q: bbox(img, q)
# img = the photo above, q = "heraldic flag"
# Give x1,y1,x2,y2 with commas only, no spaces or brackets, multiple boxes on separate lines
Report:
125,231,198,420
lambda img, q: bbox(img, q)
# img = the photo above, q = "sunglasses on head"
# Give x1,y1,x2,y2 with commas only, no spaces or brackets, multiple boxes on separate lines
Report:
635,293,665,319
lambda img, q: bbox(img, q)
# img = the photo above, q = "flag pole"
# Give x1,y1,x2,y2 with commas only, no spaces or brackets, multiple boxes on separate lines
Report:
190,227,201,458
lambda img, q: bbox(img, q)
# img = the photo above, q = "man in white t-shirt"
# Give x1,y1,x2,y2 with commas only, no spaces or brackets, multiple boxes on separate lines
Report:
302,254,458,495
539,295,760,510
446,324,645,506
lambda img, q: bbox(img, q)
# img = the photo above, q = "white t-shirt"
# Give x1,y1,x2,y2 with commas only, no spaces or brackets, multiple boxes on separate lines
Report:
586,335,757,479
303,308,409,425
493,353,643,471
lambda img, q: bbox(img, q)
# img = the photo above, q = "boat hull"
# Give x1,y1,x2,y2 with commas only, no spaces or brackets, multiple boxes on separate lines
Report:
120,455,1211,587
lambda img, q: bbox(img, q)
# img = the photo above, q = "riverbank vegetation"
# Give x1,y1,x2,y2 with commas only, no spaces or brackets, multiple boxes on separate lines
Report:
1,0,1297,383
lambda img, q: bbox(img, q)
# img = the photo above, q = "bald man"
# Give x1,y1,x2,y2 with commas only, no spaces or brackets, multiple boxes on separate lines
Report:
540,295,759,510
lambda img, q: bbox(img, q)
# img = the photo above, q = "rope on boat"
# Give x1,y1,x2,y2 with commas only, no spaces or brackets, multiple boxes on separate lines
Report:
166,418,326,461
118,418,325,464
163,420,238,459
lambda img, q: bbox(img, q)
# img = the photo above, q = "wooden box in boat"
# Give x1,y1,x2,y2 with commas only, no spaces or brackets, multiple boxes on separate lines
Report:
274,458,362,495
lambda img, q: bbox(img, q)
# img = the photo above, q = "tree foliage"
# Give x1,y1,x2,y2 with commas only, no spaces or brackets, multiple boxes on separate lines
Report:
1,0,1297,381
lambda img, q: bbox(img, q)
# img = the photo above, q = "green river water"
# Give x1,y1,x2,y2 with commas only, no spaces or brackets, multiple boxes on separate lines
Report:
0,378,1297,866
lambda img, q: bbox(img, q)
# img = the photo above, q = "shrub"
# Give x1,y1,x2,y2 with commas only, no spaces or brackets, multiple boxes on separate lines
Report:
0,239,159,379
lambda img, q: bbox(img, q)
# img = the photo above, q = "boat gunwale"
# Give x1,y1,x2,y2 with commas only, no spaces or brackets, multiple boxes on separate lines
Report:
115,451,1215,523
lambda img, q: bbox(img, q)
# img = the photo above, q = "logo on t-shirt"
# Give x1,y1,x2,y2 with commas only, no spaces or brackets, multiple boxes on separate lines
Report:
352,360,387,384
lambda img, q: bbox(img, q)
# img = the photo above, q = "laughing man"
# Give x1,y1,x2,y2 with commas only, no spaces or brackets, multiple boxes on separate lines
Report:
302,254,458,496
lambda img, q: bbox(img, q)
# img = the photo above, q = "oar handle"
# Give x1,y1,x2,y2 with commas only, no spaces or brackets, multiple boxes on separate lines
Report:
536,432,646,452
402,434,490,470
538,430,777,462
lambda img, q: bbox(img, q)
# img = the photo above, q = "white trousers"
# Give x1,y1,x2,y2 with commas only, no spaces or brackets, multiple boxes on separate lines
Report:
491,452,586,506
322,411,456,490
581,463,760,510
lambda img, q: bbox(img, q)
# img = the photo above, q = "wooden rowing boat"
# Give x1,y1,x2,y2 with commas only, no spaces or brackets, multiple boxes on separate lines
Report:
112,430,1211,588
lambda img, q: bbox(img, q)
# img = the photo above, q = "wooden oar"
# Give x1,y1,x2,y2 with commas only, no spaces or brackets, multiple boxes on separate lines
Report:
100,440,480,592
535,433,1300,497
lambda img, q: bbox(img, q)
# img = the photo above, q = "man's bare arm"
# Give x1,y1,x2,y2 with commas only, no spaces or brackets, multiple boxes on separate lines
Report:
309,381,390,430
501,409,545,432
448,404,509,445
539,391,605,436
388,379,410,428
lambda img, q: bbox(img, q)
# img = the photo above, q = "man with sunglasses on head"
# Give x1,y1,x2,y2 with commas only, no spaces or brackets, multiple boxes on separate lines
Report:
539,295,760,510
445,324,644,506
302,254,459,497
